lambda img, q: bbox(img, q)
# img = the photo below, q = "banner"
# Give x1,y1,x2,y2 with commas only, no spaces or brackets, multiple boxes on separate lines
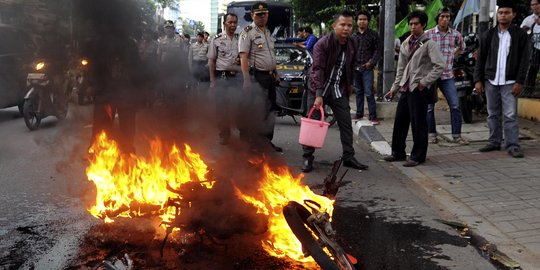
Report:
453,0,481,28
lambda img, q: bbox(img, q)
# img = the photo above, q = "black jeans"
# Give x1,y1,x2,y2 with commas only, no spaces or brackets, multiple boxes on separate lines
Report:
302,94,355,160
390,89,429,163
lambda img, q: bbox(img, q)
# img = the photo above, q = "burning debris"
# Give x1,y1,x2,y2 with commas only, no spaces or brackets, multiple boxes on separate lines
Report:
83,131,340,268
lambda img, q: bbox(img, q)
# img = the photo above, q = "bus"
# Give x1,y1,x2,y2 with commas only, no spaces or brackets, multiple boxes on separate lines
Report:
226,1,293,38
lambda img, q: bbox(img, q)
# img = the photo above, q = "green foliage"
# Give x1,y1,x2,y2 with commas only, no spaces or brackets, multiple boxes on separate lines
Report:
181,20,205,36
156,0,176,8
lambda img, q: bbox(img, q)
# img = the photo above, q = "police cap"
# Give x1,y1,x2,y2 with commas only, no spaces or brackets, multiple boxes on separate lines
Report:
164,20,174,28
251,2,269,14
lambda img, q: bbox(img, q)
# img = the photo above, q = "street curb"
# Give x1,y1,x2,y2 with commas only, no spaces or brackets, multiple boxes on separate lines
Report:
353,120,391,156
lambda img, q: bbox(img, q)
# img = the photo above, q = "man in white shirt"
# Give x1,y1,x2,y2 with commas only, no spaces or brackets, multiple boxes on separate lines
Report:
474,1,530,158
521,0,540,96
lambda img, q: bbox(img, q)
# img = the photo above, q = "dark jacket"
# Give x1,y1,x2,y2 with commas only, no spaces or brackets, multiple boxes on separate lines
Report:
310,32,356,96
474,24,530,84
352,28,381,71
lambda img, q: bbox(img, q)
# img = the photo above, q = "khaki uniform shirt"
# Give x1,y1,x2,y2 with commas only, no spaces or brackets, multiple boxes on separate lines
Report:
157,34,184,64
238,22,276,71
189,42,209,61
207,33,240,71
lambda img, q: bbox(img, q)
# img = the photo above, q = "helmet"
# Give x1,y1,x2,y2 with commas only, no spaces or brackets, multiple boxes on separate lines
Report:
464,33,478,49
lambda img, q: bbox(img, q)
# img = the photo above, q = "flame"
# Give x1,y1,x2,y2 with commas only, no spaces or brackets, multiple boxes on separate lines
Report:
236,161,334,263
86,131,213,223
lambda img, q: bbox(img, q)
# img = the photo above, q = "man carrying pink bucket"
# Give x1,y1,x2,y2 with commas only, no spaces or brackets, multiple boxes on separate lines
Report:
299,10,369,173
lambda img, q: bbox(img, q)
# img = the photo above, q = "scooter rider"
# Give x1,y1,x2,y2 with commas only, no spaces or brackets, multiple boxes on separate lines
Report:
208,12,241,145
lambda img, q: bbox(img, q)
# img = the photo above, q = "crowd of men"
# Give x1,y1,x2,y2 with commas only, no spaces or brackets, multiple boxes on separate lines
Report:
85,0,535,173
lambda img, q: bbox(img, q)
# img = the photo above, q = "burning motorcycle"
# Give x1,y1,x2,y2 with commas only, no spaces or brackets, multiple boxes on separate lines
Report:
454,33,484,123
23,60,69,130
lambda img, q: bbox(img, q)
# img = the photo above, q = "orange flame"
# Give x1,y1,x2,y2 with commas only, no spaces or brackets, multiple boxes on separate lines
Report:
236,161,334,263
86,131,213,223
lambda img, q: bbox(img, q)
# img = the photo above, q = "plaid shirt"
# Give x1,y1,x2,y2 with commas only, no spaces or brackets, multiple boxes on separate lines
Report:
425,26,464,80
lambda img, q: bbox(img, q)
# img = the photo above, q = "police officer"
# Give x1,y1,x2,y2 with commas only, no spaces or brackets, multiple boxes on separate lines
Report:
238,2,282,152
189,32,210,82
157,20,186,101
208,13,241,145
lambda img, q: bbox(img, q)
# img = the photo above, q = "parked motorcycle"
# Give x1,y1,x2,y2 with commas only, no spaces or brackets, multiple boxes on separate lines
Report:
454,33,484,123
65,57,94,105
23,60,69,130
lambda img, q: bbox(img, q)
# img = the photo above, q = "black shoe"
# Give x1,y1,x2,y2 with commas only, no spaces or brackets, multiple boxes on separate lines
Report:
343,157,368,170
301,156,314,173
270,142,283,152
508,147,524,158
402,159,420,167
479,144,501,152
383,155,406,162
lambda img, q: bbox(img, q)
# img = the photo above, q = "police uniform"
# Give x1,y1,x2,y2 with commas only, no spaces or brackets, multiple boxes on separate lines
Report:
157,34,184,69
157,22,187,101
189,41,210,81
238,19,279,146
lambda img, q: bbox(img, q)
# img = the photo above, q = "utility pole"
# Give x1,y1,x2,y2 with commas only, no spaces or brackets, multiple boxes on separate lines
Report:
377,0,385,99
382,0,395,95
478,0,490,34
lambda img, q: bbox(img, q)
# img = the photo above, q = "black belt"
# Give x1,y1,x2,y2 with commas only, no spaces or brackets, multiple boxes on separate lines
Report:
252,69,274,75
215,70,237,77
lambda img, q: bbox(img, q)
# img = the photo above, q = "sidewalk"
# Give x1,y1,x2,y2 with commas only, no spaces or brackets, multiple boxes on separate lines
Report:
351,97,540,269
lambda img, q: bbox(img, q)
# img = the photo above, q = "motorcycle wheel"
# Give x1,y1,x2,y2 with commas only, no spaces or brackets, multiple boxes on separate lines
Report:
460,96,473,124
23,98,41,130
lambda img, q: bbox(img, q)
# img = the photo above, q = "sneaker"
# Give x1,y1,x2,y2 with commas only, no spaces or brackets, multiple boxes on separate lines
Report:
508,147,524,158
352,114,363,121
452,137,469,145
370,118,380,125
429,136,438,144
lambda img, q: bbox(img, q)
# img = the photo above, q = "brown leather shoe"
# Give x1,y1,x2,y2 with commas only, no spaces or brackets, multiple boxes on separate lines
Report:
383,155,406,162
402,160,420,167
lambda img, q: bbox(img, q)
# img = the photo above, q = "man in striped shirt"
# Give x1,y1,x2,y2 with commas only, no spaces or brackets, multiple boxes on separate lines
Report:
424,7,468,145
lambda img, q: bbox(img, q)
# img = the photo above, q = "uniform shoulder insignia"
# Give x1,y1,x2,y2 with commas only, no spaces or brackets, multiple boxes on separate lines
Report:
244,25,252,32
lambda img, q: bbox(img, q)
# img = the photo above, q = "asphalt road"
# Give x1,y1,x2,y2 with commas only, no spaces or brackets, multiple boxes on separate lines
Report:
0,103,498,269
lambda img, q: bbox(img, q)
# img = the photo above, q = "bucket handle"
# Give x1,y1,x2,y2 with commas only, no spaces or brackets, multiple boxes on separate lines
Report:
307,106,325,127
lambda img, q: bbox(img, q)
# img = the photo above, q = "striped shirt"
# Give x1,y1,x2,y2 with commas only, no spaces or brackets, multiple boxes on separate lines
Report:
323,48,346,99
425,26,465,80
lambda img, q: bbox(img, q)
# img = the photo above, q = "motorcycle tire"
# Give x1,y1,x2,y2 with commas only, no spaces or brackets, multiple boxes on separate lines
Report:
283,201,341,270
23,98,41,131
459,96,473,124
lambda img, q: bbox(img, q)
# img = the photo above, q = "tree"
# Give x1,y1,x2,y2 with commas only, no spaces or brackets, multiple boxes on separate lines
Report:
155,0,177,8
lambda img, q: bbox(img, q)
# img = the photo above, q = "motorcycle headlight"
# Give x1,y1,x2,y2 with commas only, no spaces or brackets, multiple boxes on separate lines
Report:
81,58,89,66
35,62,45,71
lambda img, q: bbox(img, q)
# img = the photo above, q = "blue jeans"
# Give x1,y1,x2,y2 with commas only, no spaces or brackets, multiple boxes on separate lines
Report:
427,78,462,138
353,69,377,119
484,81,520,150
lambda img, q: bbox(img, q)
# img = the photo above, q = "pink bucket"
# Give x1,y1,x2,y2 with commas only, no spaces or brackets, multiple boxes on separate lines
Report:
299,107,330,148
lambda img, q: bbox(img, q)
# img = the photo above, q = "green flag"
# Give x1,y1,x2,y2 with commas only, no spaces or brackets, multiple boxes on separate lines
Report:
395,0,444,38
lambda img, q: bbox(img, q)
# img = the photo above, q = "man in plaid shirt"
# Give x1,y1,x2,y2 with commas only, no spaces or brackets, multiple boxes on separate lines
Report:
425,7,469,145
